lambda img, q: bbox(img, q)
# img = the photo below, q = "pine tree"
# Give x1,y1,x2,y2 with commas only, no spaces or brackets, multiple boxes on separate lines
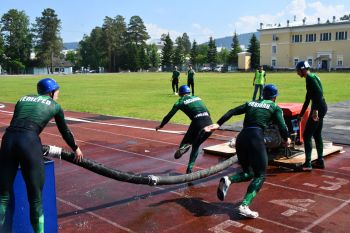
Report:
247,33,260,70
33,8,63,74
190,40,198,68
207,36,217,70
229,32,242,67
161,33,173,72
173,36,184,68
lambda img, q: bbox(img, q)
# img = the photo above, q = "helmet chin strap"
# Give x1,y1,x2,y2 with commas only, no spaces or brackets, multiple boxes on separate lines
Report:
49,91,55,98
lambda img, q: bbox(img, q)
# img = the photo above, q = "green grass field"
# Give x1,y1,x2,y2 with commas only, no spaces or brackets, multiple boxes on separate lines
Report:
1,72,349,125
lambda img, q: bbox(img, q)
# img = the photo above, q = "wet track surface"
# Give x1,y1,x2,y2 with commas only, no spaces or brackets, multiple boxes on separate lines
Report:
0,102,349,233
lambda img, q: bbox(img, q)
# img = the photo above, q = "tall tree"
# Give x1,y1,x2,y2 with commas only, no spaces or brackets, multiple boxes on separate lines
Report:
102,16,117,72
148,44,160,70
127,15,150,46
79,26,104,71
229,32,242,67
217,47,230,65
160,33,173,72
197,44,209,67
206,36,217,70
32,8,63,74
173,36,184,68
182,33,191,55
114,15,127,71
247,33,260,70
189,40,198,68
1,9,32,74
139,45,150,70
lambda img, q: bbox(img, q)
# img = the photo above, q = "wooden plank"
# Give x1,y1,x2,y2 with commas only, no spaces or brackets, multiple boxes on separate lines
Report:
272,145,343,166
203,141,343,170
203,142,236,157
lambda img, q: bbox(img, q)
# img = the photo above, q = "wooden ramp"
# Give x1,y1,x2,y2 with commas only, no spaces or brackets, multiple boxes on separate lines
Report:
202,142,236,156
203,140,343,170
271,144,343,169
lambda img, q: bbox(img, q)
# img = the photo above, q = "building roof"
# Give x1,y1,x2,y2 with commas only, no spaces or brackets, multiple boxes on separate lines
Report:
258,18,350,32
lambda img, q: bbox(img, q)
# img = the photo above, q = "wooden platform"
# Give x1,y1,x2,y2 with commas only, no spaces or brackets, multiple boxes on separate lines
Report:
203,141,343,170
271,144,343,169
202,142,236,156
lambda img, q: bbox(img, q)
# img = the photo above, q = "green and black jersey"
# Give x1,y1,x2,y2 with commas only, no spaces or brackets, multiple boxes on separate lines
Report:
159,95,210,127
217,100,289,140
172,70,180,80
187,69,195,81
300,73,326,117
10,94,78,150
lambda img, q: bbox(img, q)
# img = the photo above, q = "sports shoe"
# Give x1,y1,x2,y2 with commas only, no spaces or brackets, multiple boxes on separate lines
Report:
238,205,259,218
217,176,231,201
301,162,312,171
313,159,325,169
174,144,191,159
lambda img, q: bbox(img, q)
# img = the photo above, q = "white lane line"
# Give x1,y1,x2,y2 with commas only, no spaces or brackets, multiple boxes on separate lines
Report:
0,104,5,108
0,109,13,114
66,116,186,135
302,199,350,232
266,182,347,202
56,197,136,233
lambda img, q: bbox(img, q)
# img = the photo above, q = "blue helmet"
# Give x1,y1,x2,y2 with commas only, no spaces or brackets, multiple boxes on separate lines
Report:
37,78,60,95
179,85,191,95
263,84,278,99
296,60,310,71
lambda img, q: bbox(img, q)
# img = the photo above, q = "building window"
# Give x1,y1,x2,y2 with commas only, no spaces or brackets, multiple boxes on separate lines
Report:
272,34,278,41
307,58,313,67
306,33,316,42
272,45,277,54
292,34,302,43
320,32,332,41
294,58,299,67
337,56,343,66
271,59,276,67
336,31,347,40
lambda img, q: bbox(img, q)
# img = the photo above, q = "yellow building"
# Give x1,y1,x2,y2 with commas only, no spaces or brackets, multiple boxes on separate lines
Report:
258,17,350,70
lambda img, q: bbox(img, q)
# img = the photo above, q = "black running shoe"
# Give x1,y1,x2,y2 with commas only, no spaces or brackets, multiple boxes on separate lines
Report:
313,159,325,169
174,144,191,159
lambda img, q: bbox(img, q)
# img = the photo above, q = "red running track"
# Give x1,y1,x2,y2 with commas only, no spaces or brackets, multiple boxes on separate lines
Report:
0,102,349,233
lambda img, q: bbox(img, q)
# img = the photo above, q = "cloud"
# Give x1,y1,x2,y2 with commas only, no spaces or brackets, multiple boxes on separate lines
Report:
189,23,214,43
145,23,182,40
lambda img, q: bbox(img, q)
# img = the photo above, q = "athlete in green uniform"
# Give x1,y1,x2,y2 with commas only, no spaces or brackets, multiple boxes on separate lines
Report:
187,65,195,95
171,66,180,95
205,84,290,218
296,61,328,171
155,85,212,173
0,78,83,233
252,65,266,100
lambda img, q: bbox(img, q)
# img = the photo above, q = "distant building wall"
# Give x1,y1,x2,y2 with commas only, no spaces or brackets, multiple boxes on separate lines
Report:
259,19,350,70
238,52,251,70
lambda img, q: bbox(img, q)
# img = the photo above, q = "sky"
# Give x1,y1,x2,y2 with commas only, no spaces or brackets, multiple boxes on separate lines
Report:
1,0,349,43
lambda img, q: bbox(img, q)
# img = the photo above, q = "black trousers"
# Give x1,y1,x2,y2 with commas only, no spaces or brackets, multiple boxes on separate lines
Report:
187,79,194,95
172,79,179,93
0,128,45,232
235,127,267,177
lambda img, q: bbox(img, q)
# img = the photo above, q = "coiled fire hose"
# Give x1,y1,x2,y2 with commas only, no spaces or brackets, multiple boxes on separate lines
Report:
42,145,237,186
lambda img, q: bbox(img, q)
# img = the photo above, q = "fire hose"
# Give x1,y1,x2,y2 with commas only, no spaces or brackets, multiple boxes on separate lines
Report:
42,145,237,186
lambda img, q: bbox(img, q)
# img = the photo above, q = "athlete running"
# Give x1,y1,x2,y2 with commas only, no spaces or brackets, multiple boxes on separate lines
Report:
205,84,290,218
155,85,212,174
